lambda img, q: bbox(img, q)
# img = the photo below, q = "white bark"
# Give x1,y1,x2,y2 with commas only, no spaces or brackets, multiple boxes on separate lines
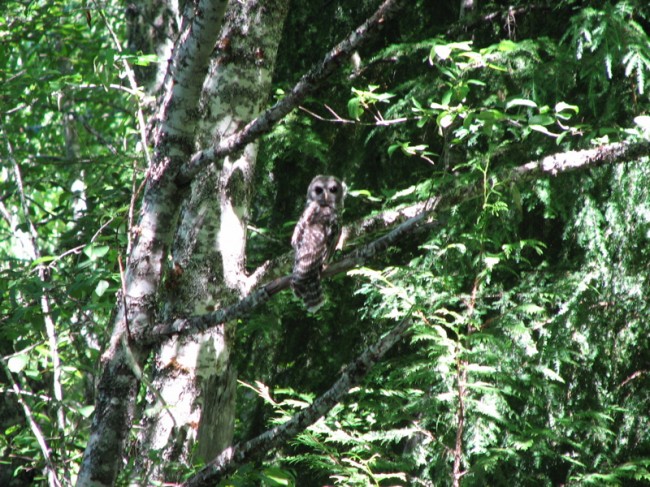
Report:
76,0,225,485
78,0,407,484
136,0,289,482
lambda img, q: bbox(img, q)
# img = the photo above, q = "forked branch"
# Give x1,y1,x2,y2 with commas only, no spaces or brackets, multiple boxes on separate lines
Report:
142,199,438,343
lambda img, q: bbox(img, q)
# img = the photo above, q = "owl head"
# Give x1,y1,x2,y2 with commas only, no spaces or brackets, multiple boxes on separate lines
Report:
306,175,345,209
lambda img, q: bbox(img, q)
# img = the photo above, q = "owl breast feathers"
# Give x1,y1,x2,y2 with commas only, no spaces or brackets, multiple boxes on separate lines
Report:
291,175,344,312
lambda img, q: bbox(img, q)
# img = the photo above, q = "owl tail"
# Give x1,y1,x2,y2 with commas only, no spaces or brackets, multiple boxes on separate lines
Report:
291,268,325,313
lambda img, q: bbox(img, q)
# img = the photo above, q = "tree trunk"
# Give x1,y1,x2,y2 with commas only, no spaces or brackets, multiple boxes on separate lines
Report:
76,0,401,483
134,0,289,483
76,0,227,484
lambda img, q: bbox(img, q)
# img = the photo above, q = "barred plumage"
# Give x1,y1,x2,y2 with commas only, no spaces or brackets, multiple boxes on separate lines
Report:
291,175,344,312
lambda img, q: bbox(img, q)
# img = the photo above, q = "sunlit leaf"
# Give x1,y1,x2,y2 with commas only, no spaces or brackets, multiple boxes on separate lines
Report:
7,354,29,373
95,280,110,296
83,245,110,261
506,98,538,110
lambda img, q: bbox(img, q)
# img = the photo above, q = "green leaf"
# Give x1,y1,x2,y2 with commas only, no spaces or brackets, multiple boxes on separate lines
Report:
539,367,565,383
78,406,95,418
634,115,650,132
83,245,110,261
433,44,452,60
529,124,559,137
132,53,159,66
484,255,500,268
347,97,362,120
348,189,382,202
262,467,294,486
506,98,537,110
528,114,554,126
95,280,110,297
555,102,579,114
477,109,506,121
7,354,29,373
441,89,453,105
496,39,518,51
438,112,455,129
515,304,545,315
31,255,57,266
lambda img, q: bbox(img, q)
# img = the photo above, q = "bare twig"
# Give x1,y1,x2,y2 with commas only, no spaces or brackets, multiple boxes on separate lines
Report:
618,370,648,388
93,1,153,170
1,361,62,487
299,105,355,124
446,4,551,37
92,1,152,256
299,104,411,126
1,122,69,483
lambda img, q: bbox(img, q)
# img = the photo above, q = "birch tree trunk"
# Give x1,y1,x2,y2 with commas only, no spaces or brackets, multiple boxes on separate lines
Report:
136,0,288,482
76,0,227,485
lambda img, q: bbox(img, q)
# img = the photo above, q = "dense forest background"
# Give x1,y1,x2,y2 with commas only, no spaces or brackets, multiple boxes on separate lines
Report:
1,0,650,485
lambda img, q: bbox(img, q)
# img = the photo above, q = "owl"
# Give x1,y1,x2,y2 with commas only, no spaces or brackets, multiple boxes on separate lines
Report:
291,175,345,312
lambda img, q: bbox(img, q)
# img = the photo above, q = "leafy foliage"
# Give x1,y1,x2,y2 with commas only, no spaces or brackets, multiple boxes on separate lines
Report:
242,3,650,486
1,0,141,483
2,0,650,486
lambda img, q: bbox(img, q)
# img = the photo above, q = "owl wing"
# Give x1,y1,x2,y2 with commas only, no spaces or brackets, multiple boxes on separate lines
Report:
291,203,339,312
291,201,316,251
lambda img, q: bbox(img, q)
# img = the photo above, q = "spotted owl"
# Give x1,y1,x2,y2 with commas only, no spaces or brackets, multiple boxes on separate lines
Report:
291,175,345,312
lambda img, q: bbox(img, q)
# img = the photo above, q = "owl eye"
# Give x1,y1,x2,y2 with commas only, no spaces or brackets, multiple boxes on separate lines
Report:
314,186,324,195
329,185,338,194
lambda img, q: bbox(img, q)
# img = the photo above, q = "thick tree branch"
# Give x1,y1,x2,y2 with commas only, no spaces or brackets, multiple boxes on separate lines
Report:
141,200,438,343
183,314,415,487
177,0,406,184
141,139,650,344
511,141,650,180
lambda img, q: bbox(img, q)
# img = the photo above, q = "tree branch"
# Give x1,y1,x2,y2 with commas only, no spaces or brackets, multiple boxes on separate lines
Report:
1,121,69,484
510,141,650,180
1,360,62,487
141,139,650,345
177,0,406,184
140,199,439,343
446,4,551,38
137,139,650,485
183,313,415,487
